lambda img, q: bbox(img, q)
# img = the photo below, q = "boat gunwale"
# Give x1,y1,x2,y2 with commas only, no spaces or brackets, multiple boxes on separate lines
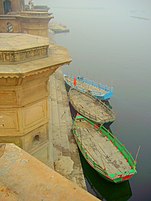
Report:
69,88,115,124
64,74,113,100
72,115,137,183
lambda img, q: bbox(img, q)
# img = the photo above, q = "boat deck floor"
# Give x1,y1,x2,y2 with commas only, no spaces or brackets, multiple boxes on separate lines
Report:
66,77,107,95
70,90,114,122
76,121,131,175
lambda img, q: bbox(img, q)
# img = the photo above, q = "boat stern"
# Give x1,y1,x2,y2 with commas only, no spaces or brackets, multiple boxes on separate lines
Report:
107,168,137,183
100,90,113,101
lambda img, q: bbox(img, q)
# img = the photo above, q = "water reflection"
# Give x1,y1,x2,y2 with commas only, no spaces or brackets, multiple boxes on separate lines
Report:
79,151,132,201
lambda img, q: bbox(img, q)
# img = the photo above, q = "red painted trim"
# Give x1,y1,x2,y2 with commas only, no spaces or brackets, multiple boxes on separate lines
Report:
122,174,133,181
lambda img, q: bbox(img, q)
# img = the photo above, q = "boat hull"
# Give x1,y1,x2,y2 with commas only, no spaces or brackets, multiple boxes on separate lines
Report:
75,134,133,183
79,151,132,201
69,101,114,128
69,88,115,125
72,115,137,183
64,75,113,100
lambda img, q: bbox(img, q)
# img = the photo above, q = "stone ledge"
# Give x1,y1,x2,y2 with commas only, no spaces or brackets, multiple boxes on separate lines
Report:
0,143,100,201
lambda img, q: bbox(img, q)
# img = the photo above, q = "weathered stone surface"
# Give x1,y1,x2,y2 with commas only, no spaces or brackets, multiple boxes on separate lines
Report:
54,156,74,176
49,69,86,189
0,143,100,201
0,1,53,37
0,33,71,164
0,33,48,51
0,33,49,64
0,182,20,201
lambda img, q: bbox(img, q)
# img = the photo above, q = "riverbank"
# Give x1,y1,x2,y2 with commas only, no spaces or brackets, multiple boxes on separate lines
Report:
48,69,86,189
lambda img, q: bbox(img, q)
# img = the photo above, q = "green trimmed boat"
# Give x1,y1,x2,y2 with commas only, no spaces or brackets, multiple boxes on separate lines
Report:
72,114,137,183
79,151,132,200
69,88,115,124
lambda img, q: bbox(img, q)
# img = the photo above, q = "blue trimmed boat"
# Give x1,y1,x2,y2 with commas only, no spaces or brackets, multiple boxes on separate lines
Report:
72,115,137,183
64,74,113,100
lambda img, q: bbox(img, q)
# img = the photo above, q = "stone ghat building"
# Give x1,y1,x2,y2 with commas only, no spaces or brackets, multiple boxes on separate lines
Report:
0,0,53,37
0,33,72,164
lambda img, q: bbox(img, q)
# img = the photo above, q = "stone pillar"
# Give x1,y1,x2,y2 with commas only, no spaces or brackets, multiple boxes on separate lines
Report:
0,0,24,14
0,0,4,14
0,69,52,164
10,0,24,12
20,11,53,37
0,33,72,165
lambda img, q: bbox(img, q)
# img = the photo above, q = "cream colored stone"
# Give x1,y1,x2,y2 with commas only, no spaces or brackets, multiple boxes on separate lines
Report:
54,156,74,176
0,7,53,37
0,182,20,201
0,33,71,164
0,143,100,201
0,33,49,64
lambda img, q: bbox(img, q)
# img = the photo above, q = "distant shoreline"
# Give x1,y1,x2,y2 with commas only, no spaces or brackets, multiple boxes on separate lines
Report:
130,16,150,21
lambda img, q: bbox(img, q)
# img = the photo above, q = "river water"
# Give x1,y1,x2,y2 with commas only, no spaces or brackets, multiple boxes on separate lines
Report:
35,0,151,200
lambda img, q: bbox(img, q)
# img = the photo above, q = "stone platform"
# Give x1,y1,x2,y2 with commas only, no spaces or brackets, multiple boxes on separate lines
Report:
48,69,86,189
0,143,100,201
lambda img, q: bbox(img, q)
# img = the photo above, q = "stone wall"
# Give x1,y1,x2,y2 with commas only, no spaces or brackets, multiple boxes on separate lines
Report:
0,1,3,14
20,16,50,37
0,33,72,165
0,14,52,37
0,0,24,13
11,0,23,12
0,17,21,33
0,70,50,164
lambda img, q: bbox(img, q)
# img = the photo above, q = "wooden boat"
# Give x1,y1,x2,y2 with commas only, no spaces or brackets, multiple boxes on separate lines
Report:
69,88,115,124
79,152,132,201
64,74,113,100
72,115,137,183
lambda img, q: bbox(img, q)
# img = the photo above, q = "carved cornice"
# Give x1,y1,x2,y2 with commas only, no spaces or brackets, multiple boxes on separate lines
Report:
0,65,62,79
0,40,72,79
0,46,48,64
20,11,53,19
0,43,71,70
0,33,49,64
0,68,49,79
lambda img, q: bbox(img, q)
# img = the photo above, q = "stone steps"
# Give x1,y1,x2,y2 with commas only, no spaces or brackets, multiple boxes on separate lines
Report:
48,69,86,189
